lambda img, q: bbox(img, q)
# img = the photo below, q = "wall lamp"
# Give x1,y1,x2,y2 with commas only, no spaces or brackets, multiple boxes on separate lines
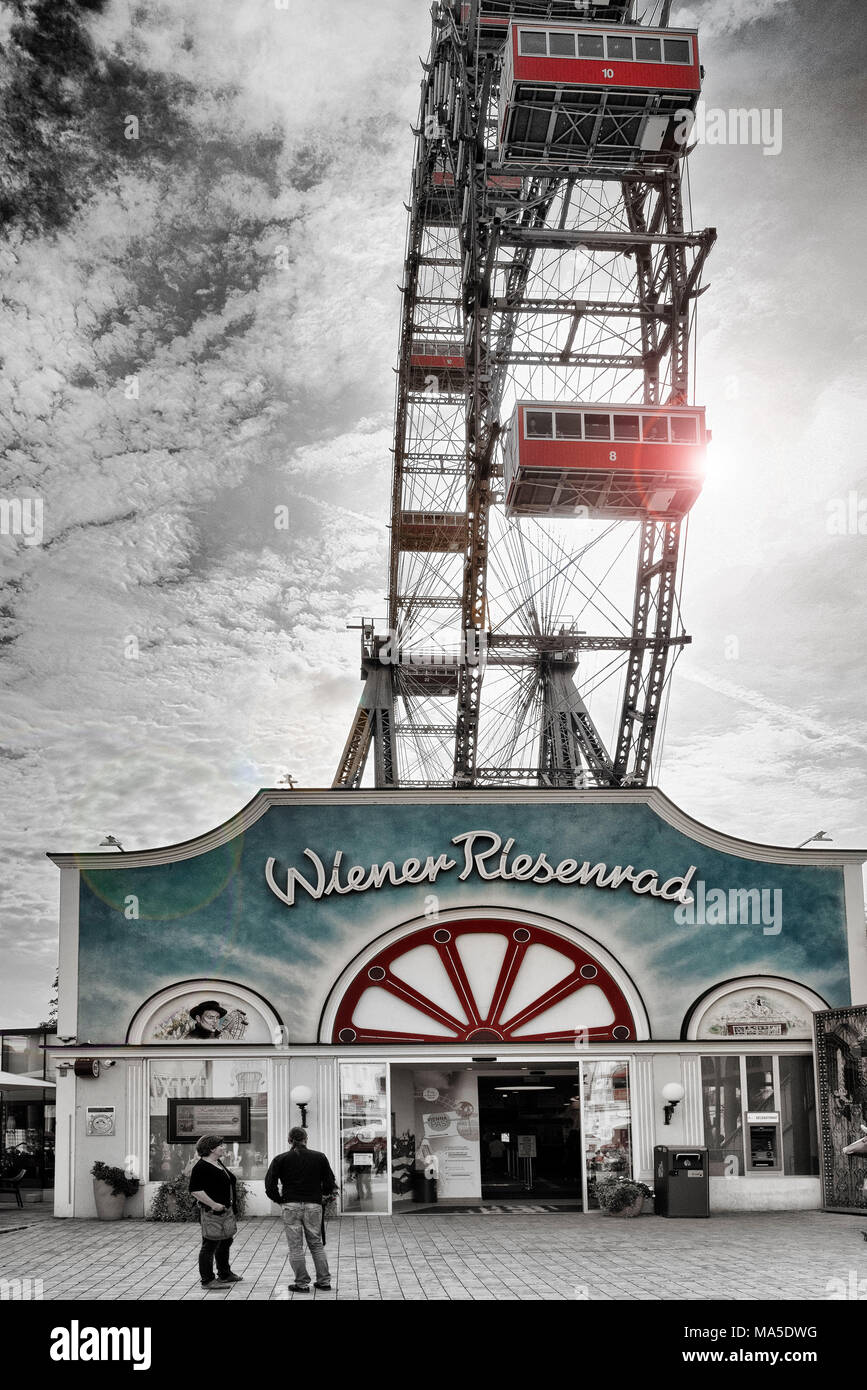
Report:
662,1082,685,1125
290,1084,312,1128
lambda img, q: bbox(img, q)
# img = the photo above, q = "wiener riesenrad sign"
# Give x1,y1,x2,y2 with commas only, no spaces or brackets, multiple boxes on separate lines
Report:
266,829,697,909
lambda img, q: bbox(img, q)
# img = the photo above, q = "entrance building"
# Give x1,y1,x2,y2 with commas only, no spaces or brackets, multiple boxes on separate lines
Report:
46,789,867,1217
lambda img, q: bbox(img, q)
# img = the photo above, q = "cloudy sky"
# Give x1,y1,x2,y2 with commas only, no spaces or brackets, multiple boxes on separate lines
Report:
1,0,865,1025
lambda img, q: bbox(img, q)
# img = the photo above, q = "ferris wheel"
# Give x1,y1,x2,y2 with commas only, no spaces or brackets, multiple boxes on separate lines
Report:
334,0,715,791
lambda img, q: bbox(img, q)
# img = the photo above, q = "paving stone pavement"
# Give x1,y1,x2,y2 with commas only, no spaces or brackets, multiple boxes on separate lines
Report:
0,1209,865,1301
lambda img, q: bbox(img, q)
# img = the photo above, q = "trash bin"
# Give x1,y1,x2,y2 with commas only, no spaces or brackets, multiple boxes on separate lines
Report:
412,1168,438,1204
653,1145,709,1217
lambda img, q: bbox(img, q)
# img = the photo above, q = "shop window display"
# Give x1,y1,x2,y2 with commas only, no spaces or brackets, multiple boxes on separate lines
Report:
148,1059,268,1182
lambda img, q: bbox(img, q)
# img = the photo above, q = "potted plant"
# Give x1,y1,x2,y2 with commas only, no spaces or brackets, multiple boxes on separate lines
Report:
594,1175,654,1217
148,1174,251,1222
91,1161,140,1220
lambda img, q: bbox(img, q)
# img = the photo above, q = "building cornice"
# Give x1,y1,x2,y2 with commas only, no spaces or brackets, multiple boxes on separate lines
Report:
45,786,867,869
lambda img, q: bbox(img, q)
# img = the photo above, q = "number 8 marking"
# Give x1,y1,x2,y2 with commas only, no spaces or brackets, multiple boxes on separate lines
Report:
609,450,617,461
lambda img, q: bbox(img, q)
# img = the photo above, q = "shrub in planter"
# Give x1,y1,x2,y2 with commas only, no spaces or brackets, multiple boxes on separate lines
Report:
91,1161,140,1221
148,1174,251,1222
148,1175,201,1222
594,1175,654,1217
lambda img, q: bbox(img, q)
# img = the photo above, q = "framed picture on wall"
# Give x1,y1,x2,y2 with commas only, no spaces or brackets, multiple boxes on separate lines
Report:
167,1097,251,1143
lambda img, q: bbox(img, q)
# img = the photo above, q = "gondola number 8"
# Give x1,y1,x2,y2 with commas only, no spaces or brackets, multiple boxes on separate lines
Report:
609,450,617,461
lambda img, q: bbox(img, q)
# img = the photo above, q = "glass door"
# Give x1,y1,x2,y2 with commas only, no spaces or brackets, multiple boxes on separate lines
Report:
581,1060,632,1210
338,1062,391,1214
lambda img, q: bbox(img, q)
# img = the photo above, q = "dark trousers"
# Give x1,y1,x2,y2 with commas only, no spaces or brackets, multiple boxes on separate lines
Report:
199,1236,233,1282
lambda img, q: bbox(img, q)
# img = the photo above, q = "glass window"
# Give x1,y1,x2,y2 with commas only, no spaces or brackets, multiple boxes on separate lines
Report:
780,1056,819,1176
340,1063,389,1213
664,38,692,64
525,410,553,438
577,34,604,58
606,35,633,61
584,413,611,440
43,1102,56,1187
583,1061,632,1209
549,32,575,58
746,1056,776,1111
1,1034,45,1077
519,30,547,56
148,1059,269,1183
1,1096,50,1188
701,1056,744,1176
613,414,640,440
671,415,698,443
642,415,668,442
555,411,582,438
635,37,662,62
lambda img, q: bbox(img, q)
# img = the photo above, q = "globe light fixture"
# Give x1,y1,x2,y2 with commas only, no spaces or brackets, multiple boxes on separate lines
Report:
290,1084,313,1127
662,1082,685,1125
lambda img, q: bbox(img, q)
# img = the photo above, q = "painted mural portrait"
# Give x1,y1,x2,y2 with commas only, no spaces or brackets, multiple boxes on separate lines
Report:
189,1001,228,1039
151,999,250,1042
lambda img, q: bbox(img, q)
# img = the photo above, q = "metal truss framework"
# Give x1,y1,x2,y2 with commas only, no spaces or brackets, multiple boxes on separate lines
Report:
334,0,714,791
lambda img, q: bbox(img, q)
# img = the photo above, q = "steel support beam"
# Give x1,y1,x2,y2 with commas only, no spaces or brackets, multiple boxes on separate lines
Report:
539,664,616,787
332,659,396,789
612,519,681,784
499,227,710,253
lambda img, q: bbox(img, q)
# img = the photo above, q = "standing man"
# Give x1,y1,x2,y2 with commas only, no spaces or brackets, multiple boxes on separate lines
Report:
265,1126,337,1293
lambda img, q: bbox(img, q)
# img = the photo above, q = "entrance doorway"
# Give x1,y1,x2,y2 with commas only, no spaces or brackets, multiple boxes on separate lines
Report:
479,1074,582,1202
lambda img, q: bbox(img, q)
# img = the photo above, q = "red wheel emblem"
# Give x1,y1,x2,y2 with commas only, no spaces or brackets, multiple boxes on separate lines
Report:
332,919,634,1044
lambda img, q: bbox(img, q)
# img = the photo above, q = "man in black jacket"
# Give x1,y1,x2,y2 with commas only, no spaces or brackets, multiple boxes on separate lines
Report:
265,1127,337,1292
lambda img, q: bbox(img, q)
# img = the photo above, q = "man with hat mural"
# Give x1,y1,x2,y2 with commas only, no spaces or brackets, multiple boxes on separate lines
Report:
188,1000,228,1039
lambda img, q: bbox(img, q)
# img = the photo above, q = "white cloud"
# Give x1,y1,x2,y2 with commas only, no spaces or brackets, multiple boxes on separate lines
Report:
673,0,791,36
1,0,865,1026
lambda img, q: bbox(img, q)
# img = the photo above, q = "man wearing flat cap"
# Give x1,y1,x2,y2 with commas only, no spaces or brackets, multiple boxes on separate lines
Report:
189,1001,227,1040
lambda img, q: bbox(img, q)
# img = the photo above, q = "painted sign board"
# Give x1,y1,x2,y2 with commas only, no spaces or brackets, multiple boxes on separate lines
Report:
50,790,863,1048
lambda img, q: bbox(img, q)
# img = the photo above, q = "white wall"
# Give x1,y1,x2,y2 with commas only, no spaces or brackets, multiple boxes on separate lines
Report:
709,1177,821,1211
65,1066,138,1219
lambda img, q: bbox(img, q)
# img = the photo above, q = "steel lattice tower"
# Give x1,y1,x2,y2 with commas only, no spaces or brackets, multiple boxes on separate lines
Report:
334,0,714,791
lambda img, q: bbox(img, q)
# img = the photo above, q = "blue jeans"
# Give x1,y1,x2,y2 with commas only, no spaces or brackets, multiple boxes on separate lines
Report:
281,1203,330,1286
